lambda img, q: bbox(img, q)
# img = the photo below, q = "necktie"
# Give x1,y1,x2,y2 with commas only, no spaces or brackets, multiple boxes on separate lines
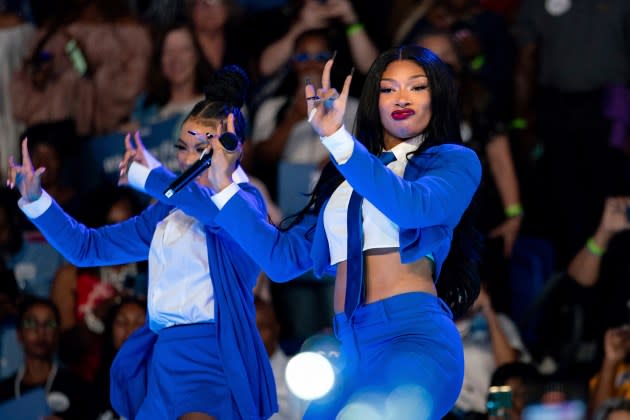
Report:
344,151,396,318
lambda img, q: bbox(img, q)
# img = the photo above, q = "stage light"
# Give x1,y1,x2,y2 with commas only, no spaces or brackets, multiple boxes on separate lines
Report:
285,351,335,400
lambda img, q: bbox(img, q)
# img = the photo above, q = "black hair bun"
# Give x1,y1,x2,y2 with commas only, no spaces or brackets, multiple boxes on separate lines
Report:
204,65,249,109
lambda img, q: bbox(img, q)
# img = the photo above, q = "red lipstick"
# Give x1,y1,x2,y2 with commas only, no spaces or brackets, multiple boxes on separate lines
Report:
391,109,415,120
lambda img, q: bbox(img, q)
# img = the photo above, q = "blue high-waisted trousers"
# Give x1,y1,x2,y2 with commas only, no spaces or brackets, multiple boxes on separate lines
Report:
304,292,464,420
135,322,238,419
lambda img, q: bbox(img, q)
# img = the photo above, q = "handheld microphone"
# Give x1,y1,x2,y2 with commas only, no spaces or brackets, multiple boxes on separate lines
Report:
163,132,239,198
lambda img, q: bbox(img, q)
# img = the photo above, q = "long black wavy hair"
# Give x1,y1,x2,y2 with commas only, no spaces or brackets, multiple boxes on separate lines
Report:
284,45,481,317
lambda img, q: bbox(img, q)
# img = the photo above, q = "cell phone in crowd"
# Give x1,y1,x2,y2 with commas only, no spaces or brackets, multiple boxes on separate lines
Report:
65,39,89,77
487,386,512,418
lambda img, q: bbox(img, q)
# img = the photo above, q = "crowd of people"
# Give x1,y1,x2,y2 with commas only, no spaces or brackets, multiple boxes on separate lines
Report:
0,0,629,419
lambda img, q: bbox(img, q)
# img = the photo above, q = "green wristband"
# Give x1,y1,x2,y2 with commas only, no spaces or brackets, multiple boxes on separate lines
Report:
505,203,524,218
586,237,605,257
346,23,364,36
510,117,528,130
470,55,485,71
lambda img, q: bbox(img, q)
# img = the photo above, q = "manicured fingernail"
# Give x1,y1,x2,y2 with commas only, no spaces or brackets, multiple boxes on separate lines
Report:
305,77,311,86
350,67,355,77
331,51,337,61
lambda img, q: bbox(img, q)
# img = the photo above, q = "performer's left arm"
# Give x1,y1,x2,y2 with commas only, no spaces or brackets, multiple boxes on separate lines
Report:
323,126,482,229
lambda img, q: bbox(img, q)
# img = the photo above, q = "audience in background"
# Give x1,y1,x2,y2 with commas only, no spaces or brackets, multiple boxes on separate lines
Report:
0,0,628,416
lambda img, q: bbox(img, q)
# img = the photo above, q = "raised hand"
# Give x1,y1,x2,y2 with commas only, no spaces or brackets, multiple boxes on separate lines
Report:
599,196,630,236
118,131,161,185
207,113,242,192
489,216,522,257
305,56,353,137
7,138,45,202
604,325,630,364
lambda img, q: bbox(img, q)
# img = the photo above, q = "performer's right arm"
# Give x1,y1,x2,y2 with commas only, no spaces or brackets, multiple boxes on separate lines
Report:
8,138,159,267
213,184,317,282
19,191,160,267
131,161,317,282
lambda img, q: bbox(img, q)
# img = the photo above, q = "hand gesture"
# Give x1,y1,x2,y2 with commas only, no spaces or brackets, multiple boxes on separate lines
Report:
326,0,359,25
598,196,630,236
604,325,630,364
299,0,331,30
489,216,522,257
306,57,353,137
207,113,242,192
118,131,161,186
472,286,492,315
7,138,45,202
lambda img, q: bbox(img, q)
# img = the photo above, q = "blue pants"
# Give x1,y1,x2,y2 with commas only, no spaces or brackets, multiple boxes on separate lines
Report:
135,322,238,419
304,292,464,420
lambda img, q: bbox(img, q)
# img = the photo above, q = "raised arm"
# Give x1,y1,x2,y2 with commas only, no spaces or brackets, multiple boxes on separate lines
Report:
327,132,481,229
8,138,161,267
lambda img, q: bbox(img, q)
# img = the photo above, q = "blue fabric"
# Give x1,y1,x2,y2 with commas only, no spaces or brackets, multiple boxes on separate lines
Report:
144,168,278,420
304,292,464,420
26,184,277,420
136,323,236,419
345,189,364,318
211,142,481,284
345,151,397,318
110,323,157,418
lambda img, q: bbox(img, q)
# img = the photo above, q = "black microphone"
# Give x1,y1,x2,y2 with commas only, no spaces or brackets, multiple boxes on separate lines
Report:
163,132,239,198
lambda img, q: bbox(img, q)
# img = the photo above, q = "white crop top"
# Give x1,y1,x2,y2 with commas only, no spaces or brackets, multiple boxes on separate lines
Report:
322,133,425,265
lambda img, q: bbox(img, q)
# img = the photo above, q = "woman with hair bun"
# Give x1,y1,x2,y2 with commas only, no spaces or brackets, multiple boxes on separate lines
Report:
7,65,277,420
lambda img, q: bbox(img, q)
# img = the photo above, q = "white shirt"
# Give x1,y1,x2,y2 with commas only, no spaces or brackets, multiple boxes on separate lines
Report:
127,162,249,332
320,128,425,264
146,208,215,331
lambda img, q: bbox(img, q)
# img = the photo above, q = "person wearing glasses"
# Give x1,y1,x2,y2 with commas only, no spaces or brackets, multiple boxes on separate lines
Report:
250,28,359,199
0,296,93,419
248,28,359,342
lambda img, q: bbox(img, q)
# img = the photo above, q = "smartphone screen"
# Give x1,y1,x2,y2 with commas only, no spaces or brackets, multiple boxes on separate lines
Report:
487,385,512,416
65,39,88,77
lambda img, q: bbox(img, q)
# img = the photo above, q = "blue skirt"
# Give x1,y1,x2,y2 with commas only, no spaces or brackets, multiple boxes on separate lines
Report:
304,292,464,420
135,322,237,419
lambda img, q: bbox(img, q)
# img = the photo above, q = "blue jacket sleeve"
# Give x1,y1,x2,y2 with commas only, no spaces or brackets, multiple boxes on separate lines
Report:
27,199,166,267
332,140,482,228
143,166,268,228
214,190,317,282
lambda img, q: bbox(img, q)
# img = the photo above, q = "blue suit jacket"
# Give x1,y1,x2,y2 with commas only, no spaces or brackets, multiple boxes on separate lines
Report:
25,189,277,420
144,141,481,287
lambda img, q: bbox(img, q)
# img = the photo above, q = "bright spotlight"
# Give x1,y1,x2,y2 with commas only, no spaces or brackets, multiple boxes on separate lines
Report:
285,351,335,400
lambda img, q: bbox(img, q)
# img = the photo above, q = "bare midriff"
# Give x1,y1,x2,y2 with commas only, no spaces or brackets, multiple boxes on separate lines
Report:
333,248,436,314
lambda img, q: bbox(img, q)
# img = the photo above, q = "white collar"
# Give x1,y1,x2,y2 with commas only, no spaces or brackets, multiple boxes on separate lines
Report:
384,134,425,162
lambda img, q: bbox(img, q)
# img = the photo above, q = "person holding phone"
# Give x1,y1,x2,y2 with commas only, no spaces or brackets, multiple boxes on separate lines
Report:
7,66,277,420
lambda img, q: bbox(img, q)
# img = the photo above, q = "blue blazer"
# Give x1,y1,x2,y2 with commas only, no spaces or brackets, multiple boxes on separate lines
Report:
25,191,277,420
143,140,481,286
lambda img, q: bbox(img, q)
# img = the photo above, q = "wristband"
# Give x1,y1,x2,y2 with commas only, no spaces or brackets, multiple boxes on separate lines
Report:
470,55,485,71
510,118,528,130
586,237,605,257
346,23,364,36
505,203,524,218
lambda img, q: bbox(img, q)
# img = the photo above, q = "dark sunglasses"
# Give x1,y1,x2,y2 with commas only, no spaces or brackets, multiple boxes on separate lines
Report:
292,51,333,63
